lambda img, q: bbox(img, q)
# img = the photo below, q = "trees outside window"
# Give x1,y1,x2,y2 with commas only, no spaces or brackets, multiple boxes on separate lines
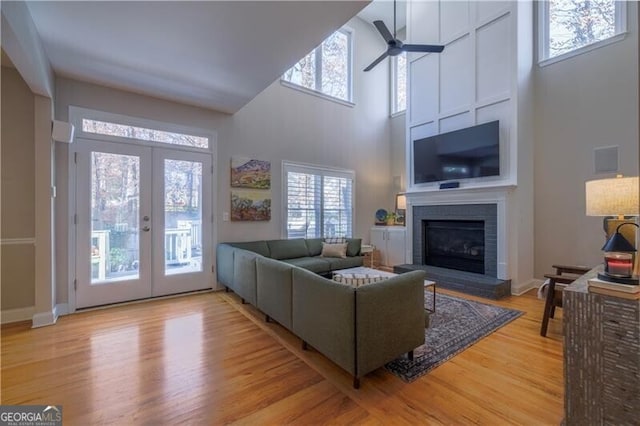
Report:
282,29,352,103
391,52,407,115
540,0,626,62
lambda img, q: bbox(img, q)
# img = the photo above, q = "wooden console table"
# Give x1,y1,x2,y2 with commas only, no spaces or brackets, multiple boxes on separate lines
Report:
563,265,640,424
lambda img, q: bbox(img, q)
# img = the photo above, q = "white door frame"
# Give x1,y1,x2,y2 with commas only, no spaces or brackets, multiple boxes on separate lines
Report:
67,106,217,312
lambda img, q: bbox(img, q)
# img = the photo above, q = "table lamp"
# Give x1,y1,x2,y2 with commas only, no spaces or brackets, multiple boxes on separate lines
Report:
585,175,639,281
395,193,406,226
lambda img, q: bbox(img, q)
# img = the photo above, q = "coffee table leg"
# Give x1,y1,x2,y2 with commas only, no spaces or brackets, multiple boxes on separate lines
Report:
425,283,436,313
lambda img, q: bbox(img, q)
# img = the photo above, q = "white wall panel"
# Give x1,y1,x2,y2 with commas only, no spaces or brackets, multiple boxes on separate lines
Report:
439,35,473,114
476,1,511,24
438,111,472,133
408,0,439,43
476,14,511,102
440,1,469,42
409,53,438,124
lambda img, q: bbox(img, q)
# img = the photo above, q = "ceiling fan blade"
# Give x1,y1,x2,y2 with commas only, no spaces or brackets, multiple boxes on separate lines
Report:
403,44,445,53
364,51,390,72
373,20,394,43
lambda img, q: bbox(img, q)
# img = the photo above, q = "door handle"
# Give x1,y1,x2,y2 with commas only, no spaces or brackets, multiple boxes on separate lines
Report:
142,226,150,232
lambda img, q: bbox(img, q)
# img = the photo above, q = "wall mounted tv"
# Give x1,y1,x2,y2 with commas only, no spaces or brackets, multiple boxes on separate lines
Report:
413,120,500,184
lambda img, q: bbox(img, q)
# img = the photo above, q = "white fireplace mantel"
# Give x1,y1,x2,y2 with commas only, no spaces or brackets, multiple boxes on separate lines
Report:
405,186,515,282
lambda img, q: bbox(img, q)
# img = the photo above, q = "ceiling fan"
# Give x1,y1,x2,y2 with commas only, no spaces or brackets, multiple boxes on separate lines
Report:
364,0,444,72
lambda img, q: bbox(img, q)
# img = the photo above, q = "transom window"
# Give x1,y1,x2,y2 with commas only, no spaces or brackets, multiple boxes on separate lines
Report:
82,119,209,149
282,29,353,103
391,52,407,115
539,0,626,63
283,162,354,239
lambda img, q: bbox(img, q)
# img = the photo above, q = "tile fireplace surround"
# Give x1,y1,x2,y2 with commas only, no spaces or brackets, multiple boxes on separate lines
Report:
397,187,534,298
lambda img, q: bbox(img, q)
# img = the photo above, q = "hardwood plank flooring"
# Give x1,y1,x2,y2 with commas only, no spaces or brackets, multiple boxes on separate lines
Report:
1,288,563,425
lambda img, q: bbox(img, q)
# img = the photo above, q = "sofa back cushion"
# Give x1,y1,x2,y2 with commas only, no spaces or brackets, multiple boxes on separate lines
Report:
305,238,324,257
267,238,309,260
229,241,270,257
256,257,293,330
346,238,362,257
233,249,260,305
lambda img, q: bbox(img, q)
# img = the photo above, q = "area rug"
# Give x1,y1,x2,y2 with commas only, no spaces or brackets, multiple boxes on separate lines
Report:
385,290,523,382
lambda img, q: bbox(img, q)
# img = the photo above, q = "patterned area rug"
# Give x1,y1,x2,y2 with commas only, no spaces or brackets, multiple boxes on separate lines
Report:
386,290,523,382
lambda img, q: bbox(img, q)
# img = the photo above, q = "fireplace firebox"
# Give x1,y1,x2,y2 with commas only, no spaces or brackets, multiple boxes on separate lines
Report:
423,220,485,274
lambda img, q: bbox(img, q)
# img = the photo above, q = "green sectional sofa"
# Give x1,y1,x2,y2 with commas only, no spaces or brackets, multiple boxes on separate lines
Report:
216,238,427,388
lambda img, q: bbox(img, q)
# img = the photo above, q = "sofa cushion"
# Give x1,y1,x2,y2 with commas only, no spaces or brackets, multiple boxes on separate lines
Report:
346,238,362,257
321,242,347,258
323,256,364,270
305,238,324,257
230,241,270,257
267,239,309,260
281,257,332,274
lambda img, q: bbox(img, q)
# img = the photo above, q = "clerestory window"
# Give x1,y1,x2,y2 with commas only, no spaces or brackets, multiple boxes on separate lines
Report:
539,0,626,64
282,29,353,104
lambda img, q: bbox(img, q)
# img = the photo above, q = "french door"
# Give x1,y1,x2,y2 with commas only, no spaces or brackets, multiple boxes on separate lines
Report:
75,139,212,309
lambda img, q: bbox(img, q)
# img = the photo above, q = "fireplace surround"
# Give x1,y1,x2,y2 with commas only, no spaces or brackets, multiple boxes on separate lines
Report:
395,203,511,299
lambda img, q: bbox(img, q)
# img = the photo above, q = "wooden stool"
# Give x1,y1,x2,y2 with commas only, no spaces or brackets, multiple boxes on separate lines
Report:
540,264,591,337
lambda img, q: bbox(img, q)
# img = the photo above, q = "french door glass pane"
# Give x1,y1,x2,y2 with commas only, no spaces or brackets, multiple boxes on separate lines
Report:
164,159,203,275
91,152,140,284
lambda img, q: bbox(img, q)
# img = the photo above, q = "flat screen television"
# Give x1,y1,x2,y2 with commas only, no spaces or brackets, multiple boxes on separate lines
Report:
413,120,500,184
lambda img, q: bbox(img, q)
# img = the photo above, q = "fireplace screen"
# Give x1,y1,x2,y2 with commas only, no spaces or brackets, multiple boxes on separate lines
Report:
423,220,485,274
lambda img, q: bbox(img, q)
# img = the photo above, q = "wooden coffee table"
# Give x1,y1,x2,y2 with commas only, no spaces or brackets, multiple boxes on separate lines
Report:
333,266,436,313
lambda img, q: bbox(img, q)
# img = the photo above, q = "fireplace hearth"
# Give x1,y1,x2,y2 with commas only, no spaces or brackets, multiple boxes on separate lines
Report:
423,220,485,274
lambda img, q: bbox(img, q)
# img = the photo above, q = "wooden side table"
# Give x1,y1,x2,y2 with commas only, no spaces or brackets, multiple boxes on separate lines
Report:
361,244,375,268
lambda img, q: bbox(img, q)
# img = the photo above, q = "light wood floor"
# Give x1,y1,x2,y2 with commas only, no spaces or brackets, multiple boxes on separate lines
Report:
1,288,564,425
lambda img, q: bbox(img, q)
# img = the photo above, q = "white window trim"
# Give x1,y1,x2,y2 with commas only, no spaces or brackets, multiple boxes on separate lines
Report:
280,27,354,105
70,106,214,153
538,0,627,67
390,54,407,116
281,161,356,239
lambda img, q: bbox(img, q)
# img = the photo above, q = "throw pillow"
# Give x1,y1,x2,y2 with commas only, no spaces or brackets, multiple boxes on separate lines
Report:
325,236,346,244
321,242,348,258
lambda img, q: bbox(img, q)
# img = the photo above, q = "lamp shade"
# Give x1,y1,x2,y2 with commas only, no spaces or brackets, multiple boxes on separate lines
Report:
396,193,407,210
585,176,639,216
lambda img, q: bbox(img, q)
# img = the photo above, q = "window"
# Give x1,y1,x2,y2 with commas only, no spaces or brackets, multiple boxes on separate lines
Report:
283,162,354,239
539,0,626,63
82,119,209,149
282,29,353,103
391,52,407,115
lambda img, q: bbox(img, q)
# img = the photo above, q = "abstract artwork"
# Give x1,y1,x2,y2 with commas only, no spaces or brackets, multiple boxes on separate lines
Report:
231,189,271,221
230,156,271,189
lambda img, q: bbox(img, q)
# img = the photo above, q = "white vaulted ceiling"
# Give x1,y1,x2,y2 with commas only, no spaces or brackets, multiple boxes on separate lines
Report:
24,1,369,113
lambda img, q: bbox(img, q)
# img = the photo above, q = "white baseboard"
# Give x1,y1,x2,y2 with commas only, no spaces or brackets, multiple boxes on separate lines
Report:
32,308,59,328
55,303,69,316
511,278,544,296
1,306,35,324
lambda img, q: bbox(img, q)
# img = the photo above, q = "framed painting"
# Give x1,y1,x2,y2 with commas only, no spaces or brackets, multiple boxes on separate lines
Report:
230,156,271,189
231,189,271,221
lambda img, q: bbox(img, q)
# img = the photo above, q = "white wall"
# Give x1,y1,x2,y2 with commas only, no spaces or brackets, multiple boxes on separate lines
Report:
53,16,392,305
533,2,639,277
